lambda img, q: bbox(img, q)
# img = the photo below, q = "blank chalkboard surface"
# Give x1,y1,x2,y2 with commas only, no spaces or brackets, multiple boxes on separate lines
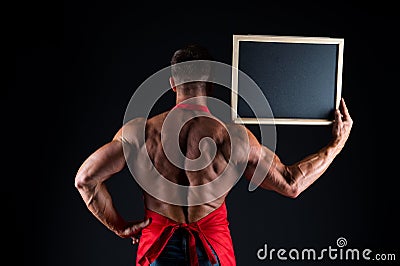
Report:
231,35,344,125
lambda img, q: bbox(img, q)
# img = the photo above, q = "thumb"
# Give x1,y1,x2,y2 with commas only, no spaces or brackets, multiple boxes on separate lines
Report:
143,217,152,227
135,218,152,230
129,218,152,236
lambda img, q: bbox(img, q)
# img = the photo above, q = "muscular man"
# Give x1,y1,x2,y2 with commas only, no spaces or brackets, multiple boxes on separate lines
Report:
75,44,353,266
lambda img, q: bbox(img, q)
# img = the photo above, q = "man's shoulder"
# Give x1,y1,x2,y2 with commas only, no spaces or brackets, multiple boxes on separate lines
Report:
123,117,147,129
121,111,169,140
225,122,248,136
123,111,168,127
121,117,147,145
146,111,169,126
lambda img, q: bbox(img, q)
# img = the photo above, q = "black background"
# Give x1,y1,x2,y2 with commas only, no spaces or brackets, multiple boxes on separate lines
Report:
10,1,399,265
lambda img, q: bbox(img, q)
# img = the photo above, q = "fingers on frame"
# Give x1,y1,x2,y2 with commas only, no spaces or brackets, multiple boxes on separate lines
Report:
335,109,343,123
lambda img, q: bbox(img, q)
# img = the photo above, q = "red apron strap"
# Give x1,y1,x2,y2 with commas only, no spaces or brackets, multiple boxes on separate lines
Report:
195,229,218,265
184,223,217,266
173,103,210,113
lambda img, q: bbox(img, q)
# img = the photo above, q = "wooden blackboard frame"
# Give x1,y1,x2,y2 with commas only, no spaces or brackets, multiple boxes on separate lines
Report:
231,34,344,125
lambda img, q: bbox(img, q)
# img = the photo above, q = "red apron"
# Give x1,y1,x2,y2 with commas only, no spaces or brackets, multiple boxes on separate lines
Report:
136,202,236,266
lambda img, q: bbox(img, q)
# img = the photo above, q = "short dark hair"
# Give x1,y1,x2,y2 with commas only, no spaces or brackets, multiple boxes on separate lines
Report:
171,44,213,65
170,44,213,86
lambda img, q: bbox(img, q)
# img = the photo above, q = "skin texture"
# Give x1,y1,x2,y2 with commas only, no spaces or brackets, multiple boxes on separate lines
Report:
75,80,353,245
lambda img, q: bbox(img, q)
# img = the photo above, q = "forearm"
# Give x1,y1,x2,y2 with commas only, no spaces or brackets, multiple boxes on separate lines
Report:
78,181,127,236
248,98,352,198
75,139,128,235
287,140,342,196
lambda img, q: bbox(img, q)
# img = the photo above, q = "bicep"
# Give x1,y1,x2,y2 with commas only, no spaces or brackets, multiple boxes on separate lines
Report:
243,142,295,197
260,149,293,192
226,125,296,196
77,139,126,185
93,117,145,178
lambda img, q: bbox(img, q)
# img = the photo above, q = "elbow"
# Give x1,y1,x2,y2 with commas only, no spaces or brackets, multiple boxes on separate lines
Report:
282,167,301,198
286,183,300,199
74,169,93,191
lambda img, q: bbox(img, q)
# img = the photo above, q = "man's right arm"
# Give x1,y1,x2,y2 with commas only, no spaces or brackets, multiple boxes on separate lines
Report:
243,98,353,198
75,117,150,244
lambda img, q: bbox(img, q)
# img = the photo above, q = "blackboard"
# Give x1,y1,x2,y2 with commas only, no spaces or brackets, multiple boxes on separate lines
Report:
231,35,344,125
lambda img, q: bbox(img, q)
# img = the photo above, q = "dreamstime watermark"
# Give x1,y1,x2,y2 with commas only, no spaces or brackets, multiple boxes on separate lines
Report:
257,237,397,262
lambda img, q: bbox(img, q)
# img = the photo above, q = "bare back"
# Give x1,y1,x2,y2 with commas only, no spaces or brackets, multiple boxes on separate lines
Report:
139,108,233,223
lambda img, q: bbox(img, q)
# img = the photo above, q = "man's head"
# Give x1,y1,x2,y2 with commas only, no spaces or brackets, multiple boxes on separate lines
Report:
170,44,214,96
